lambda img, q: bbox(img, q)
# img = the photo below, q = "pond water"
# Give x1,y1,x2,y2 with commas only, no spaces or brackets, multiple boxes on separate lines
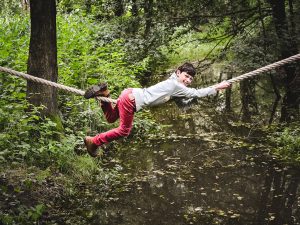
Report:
95,99,300,225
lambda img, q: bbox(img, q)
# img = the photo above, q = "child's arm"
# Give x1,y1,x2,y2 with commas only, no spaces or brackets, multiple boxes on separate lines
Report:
214,81,231,91
169,81,231,110
173,81,231,99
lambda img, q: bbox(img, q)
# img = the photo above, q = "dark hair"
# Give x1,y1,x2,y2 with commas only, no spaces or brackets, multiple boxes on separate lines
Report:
177,62,196,77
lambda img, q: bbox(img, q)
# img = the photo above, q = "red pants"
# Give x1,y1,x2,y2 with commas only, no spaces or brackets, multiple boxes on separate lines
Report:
92,89,136,146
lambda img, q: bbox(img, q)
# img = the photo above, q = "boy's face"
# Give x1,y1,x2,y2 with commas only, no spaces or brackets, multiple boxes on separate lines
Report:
176,70,193,86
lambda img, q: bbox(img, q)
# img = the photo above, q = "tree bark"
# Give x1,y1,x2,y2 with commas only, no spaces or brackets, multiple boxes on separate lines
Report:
240,79,258,122
268,0,299,122
269,74,281,124
27,0,59,118
225,72,232,112
85,0,92,13
144,0,153,38
129,0,139,34
131,0,138,17
113,0,124,17
240,80,252,122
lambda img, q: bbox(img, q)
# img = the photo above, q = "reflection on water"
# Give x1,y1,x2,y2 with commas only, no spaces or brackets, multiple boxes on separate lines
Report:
96,102,300,225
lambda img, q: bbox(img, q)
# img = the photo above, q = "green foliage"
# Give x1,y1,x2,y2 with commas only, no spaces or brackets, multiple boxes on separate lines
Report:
0,15,29,69
160,25,231,69
0,11,156,171
0,204,45,225
1,1,300,224
269,125,300,163
0,15,29,108
0,99,77,167
56,14,144,95
1,0,25,16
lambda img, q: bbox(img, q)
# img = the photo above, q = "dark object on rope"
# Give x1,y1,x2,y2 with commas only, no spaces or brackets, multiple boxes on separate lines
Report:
84,83,109,99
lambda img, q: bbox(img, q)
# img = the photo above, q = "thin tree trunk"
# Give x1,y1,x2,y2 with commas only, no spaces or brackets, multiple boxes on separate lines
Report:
27,0,59,118
268,0,299,122
131,0,138,17
129,0,139,34
269,74,281,124
288,0,296,44
258,0,282,124
214,72,223,100
144,0,153,38
240,79,257,122
85,0,92,14
225,72,232,112
240,81,251,122
113,0,124,17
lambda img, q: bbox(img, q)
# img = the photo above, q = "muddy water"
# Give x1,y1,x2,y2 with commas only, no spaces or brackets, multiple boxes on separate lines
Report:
98,101,300,225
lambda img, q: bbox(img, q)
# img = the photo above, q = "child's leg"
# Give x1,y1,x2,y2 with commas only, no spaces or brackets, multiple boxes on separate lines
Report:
101,102,119,123
85,83,119,123
93,89,136,146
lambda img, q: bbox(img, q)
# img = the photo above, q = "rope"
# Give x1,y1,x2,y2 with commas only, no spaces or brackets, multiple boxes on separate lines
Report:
0,66,117,103
0,53,299,103
210,53,300,88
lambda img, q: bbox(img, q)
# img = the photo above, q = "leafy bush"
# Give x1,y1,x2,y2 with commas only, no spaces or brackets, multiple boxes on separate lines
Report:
268,124,300,163
0,203,45,225
0,12,159,170
0,98,77,167
56,14,144,93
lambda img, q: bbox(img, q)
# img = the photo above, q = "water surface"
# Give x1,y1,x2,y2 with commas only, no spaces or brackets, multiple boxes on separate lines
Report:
97,100,300,225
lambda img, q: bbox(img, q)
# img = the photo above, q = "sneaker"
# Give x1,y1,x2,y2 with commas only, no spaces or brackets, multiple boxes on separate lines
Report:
84,83,110,99
84,136,99,157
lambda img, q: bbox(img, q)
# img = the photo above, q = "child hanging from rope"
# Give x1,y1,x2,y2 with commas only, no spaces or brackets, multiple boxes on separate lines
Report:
83,62,231,157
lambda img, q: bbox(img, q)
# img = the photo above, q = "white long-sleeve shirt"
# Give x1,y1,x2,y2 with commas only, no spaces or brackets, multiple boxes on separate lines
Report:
132,73,217,111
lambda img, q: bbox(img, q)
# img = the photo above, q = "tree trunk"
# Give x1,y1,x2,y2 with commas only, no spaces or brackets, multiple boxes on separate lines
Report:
131,0,138,17
269,74,281,124
225,72,232,112
268,0,299,122
113,0,124,17
240,79,258,122
240,80,252,122
129,0,139,34
85,0,92,13
144,0,153,38
27,0,59,118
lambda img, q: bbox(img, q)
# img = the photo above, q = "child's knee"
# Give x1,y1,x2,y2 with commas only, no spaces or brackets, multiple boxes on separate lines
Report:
107,118,117,123
118,127,131,137
105,113,118,123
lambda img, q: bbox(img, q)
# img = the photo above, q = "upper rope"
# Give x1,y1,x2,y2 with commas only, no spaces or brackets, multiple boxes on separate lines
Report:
0,53,300,103
209,53,300,88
